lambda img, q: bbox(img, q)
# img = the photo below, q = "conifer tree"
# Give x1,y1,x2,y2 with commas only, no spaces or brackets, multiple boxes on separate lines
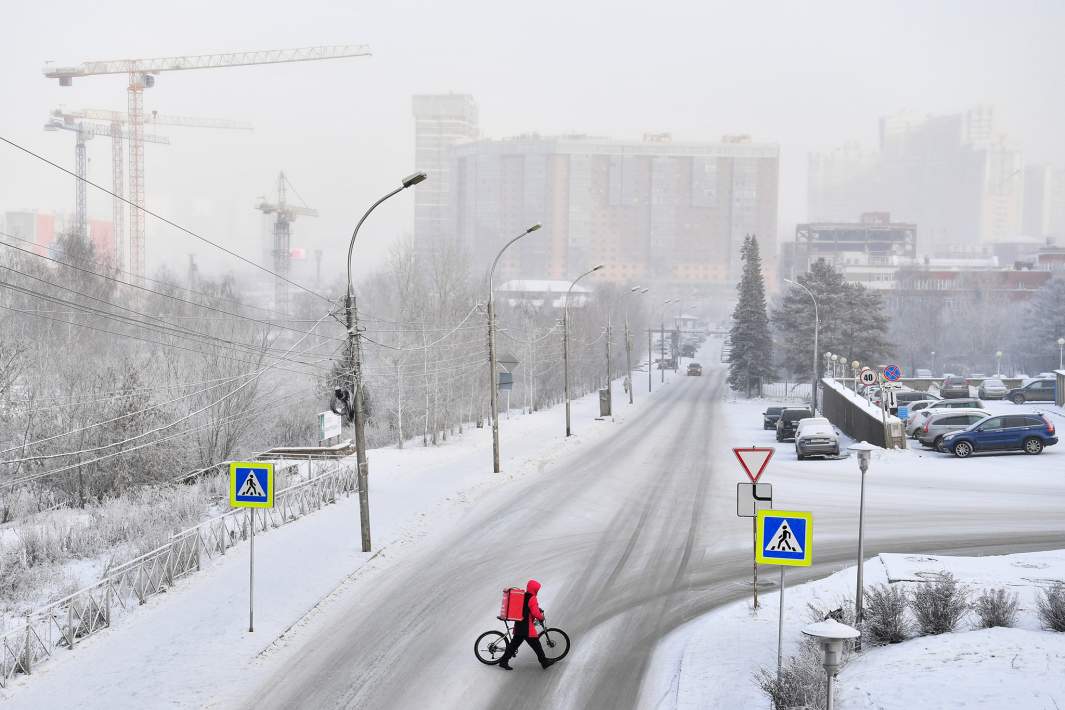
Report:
728,235,774,394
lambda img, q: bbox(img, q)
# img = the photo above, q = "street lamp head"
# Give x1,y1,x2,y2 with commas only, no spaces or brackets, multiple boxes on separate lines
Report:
592,264,604,272
630,286,642,292
852,360,860,369
831,354,839,362
1058,337,1065,347
401,171,428,188
849,441,877,472
526,223,542,233
995,351,1002,358
640,288,649,293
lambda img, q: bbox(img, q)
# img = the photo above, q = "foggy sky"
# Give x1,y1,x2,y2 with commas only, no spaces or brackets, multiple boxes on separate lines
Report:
2,0,1063,287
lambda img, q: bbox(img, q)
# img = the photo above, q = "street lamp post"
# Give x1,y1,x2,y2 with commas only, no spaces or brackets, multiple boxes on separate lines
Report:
848,440,876,651
345,171,426,552
1058,338,1064,370
786,279,820,413
930,350,936,376
487,224,542,473
831,353,839,378
852,360,860,393
625,287,647,405
563,265,603,437
995,350,1003,377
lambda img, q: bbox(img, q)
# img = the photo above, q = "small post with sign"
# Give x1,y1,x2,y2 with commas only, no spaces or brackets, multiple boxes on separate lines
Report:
734,446,775,610
756,509,814,679
230,462,274,632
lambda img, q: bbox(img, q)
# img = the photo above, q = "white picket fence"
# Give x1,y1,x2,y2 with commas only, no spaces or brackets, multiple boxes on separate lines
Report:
0,461,356,688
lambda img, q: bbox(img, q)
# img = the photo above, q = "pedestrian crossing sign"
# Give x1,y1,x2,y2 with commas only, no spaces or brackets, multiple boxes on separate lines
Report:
229,462,274,508
756,510,812,566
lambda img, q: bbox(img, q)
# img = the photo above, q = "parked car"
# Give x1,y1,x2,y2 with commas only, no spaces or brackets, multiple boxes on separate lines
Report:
903,398,946,434
892,390,936,414
906,401,987,436
776,407,814,442
1038,372,1057,379
763,406,785,430
917,410,991,449
915,368,933,378
939,376,971,399
977,377,1009,400
795,421,840,459
1006,378,1057,404
969,373,987,380
794,416,832,437
940,413,1058,457
687,362,702,376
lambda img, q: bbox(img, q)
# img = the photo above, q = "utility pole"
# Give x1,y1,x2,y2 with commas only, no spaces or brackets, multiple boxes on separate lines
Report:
647,329,653,393
605,317,612,417
624,317,633,404
563,265,603,437
342,171,426,552
660,320,666,383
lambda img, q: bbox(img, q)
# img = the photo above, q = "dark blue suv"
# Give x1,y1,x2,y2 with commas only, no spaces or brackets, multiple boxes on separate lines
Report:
940,413,1058,457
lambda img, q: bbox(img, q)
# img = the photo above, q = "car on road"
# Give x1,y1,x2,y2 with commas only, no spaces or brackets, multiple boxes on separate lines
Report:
940,413,1058,457
977,377,1009,400
762,406,785,430
686,362,702,376
917,410,990,449
682,344,696,358
776,407,814,442
795,421,840,459
915,368,933,378
1005,378,1057,404
939,376,971,399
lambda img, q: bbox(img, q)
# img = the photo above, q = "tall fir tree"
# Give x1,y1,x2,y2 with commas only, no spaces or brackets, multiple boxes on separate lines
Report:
1019,277,1065,373
772,260,890,379
728,235,773,394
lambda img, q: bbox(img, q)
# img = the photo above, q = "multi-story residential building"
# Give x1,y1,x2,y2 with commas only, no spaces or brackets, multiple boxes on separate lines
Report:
783,213,916,290
449,132,779,289
411,94,479,258
808,106,1023,254
2,210,115,263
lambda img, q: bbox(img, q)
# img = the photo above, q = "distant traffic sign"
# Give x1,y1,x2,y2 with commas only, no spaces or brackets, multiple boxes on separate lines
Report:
898,405,910,419
756,510,813,566
737,482,773,517
859,368,877,386
230,462,274,508
883,364,902,382
733,446,775,483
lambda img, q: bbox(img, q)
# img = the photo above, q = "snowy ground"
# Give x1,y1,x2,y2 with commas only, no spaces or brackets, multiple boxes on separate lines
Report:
0,361,685,707
639,549,1065,709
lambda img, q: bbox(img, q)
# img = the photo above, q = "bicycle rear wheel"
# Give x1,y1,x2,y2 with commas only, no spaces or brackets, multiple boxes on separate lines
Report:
539,627,570,661
474,630,508,665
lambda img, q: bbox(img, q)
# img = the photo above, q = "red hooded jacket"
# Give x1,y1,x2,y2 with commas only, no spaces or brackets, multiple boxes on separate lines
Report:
519,579,545,638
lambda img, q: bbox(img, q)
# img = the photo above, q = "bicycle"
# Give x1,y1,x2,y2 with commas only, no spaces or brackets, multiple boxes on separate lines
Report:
474,617,571,665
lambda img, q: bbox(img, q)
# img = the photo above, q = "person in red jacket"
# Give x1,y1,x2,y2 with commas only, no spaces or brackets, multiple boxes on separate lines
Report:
499,579,554,670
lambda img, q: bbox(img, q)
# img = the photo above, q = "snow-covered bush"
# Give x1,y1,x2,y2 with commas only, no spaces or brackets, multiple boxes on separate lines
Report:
910,572,969,635
863,584,910,643
1037,584,1065,632
974,588,1019,628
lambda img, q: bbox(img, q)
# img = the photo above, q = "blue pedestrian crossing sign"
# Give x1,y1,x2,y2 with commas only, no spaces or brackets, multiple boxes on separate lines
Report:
756,510,812,566
229,462,274,508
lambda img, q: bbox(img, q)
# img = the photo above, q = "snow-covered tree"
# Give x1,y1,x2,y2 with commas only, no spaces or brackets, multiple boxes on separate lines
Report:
728,235,773,394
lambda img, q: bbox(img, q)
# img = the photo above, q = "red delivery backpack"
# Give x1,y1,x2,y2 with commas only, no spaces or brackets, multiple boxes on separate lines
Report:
498,587,525,621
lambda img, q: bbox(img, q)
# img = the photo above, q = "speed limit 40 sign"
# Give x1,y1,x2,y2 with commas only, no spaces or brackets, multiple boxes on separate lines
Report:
859,368,877,386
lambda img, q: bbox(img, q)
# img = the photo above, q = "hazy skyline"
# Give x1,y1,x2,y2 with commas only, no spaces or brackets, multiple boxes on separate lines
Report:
2,0,1063,286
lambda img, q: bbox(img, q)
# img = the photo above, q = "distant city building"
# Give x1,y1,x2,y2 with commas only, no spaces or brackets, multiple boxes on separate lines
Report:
784,212,917,290
1023,164,1057,239
411,94,479,258
2,210,115,263
449,133,779,288
496,279,592,309
808,106,1023,253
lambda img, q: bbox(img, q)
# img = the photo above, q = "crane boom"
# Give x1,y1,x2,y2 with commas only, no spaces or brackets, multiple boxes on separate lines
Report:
43,45,371,79
55,108,252,131
47,118,170,144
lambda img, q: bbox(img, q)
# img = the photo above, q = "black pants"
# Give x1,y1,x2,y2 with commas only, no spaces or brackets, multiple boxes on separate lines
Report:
500,630,549,667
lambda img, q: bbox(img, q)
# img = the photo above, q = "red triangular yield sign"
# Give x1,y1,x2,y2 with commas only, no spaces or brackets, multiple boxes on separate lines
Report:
733,447,775,483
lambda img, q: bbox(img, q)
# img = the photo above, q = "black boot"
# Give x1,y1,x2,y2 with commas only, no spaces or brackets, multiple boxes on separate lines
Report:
541,659,555,670
498,661,513,670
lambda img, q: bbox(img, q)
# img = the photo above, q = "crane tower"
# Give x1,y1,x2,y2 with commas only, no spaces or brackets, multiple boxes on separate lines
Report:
256,172,318,313
43,45,371,284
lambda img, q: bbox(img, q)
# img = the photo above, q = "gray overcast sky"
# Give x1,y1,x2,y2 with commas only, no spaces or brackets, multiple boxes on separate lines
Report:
2,0,1063,285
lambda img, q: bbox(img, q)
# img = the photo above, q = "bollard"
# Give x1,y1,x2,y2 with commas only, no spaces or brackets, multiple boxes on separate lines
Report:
802,619,860,710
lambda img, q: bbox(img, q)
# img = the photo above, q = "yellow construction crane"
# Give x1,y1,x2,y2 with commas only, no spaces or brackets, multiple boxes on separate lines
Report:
51,108,252,272
43,45,372,283
44,116,169,247
256,172,318,312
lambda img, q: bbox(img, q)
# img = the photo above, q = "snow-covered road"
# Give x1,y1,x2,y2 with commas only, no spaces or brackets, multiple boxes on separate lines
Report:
237,366,1065,710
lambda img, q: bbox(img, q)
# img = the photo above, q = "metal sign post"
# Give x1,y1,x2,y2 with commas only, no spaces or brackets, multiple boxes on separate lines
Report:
756,510,814,679
734,447,774,610
230,462,274,632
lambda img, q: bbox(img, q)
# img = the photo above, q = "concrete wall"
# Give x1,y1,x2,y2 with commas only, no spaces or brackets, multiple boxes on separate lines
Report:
820,378,906,449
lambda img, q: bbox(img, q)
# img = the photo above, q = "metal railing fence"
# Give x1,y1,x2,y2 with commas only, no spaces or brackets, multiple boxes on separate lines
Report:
0,461,356,688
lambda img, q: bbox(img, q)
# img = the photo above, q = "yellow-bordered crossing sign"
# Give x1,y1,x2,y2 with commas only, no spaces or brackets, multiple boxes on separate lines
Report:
755,510,812,566
229,462,274,508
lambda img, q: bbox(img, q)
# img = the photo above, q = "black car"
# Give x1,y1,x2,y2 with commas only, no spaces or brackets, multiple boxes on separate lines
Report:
1006,379,1057,404
763,406,785,430
776,407,814,441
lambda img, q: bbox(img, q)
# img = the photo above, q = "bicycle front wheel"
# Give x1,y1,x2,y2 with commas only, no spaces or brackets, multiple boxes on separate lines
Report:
539,627,570,661
474,630,508,665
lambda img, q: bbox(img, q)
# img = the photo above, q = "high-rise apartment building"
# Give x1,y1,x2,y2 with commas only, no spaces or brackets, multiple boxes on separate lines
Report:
809,106,1023,254
449,133,779,287
411,94,479,257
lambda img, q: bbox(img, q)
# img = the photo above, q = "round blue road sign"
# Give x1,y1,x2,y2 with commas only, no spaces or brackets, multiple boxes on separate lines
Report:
884,364,902,382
